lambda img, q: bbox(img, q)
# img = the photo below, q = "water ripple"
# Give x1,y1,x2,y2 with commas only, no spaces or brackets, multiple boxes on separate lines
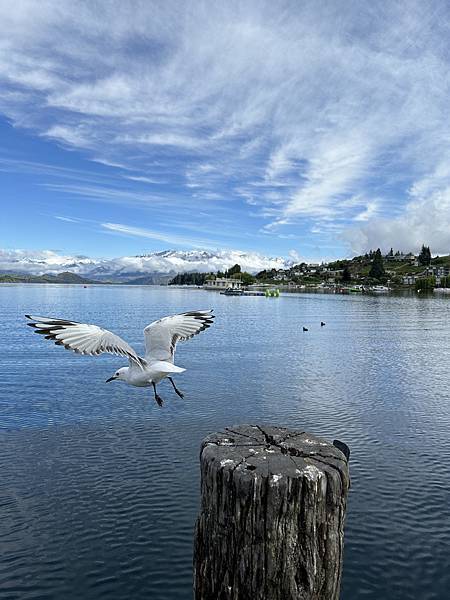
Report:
1,285,450,599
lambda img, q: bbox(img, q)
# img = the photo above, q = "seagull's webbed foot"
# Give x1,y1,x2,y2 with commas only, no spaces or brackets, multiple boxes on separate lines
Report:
152,382,164,407
168,376,184,399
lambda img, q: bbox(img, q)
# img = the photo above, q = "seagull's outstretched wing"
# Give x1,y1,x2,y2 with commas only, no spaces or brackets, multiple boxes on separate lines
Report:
25,315,145,367
144,310,214,363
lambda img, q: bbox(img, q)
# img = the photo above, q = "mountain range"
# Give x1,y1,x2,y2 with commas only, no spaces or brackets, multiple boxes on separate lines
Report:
0,248,293,284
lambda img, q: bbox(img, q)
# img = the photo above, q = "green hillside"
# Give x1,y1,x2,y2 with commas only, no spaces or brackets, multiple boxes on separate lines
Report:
0,271,98,284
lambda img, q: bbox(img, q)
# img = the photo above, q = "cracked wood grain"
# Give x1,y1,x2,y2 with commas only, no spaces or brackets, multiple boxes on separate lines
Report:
193,424,350,600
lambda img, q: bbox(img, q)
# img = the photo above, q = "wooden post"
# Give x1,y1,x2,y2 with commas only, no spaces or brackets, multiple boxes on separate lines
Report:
193,424,350,600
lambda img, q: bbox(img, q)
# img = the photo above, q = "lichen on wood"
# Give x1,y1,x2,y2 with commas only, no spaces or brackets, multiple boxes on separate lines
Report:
194,424,350,600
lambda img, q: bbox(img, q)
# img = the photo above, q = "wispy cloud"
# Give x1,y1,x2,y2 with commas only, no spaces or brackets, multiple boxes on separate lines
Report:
1,1,450,255
101,222,220,250
122,175,166,185
41,182,187,211
54,215,80,223
45,125,93,148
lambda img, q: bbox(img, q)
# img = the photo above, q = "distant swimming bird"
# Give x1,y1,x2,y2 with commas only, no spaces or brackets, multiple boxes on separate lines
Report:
25,311,214,406
303,326,308,332
321,321,326,327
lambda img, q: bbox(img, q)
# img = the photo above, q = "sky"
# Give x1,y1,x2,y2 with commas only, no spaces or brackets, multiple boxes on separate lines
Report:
1,0,450,265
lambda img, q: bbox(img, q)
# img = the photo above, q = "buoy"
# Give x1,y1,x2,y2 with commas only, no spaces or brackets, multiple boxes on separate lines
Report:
265,289,280,297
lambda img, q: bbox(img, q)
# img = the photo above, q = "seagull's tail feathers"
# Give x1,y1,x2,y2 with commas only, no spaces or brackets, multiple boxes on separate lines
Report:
150,360,186,374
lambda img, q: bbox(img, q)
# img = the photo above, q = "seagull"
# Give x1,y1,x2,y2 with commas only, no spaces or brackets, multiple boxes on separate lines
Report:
25,310,214,406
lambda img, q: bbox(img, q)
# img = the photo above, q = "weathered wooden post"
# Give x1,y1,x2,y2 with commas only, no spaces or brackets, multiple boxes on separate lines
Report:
194,424,350,600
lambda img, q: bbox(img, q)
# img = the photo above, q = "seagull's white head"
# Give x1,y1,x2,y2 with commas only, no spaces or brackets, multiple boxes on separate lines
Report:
106,367,129,383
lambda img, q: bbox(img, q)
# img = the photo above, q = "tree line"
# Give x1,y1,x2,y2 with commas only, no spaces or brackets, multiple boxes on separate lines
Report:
169,246,438,287
169,263,255,286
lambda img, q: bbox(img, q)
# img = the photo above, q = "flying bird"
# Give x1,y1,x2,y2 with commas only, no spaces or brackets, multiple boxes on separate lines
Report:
25,310,215,406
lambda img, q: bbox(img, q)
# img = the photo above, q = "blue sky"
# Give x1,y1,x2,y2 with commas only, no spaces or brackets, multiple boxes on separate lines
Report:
1,0,450,264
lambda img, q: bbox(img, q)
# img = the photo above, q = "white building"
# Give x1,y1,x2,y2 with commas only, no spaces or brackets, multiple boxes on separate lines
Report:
427,266,450,277
385,252,417,264
203,278,242,290
402,275,419,285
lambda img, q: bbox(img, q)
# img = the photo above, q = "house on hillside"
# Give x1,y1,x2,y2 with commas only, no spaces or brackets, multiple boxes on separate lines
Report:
402,275,418,286
273,270,290,281
385,252,417,265
402,270,428,285
426,266,450,278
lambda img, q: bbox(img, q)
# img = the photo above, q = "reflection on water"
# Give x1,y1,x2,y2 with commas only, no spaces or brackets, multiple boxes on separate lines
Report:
1,284,450,599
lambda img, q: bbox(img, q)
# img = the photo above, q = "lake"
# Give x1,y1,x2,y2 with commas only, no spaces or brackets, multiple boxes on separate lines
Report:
1,284,449,600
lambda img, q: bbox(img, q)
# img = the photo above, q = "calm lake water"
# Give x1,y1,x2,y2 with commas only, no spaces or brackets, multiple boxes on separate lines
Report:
1,284,450,600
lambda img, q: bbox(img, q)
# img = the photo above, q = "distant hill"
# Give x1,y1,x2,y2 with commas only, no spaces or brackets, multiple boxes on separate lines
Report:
2,248,448,286
0,248,292,283
124,274,174,285
0,271,99,284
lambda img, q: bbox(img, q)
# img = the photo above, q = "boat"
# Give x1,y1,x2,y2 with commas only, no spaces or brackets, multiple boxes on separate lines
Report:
369,285,390,293
243,290,265,296
220,287,278,297
220,287,244,296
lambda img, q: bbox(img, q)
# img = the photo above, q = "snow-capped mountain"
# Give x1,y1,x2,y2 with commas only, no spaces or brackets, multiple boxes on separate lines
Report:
0,248,293,282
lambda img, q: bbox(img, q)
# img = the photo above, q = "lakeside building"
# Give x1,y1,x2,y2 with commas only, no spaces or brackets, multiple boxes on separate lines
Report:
273,271,290,281
402,274,419,286
426,265,450,277
203,277,242,291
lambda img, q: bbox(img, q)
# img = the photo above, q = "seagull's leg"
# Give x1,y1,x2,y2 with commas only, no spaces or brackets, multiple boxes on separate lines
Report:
152,382,163,407
168,376,184,399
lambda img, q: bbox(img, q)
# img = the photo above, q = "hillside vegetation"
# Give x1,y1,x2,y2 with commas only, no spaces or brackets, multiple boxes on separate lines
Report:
0,271,97,284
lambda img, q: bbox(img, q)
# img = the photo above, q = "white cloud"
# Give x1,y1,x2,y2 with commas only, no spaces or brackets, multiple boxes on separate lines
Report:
1,1,450,252
54,215,80,223
288,249,302,263
100,222,219,249
40,182,174,208
0,248,96,274
344,184,450,255
353,201,379,222
0,246,292,277
123,175,166,184
45,125,93,148
119,133,204,150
